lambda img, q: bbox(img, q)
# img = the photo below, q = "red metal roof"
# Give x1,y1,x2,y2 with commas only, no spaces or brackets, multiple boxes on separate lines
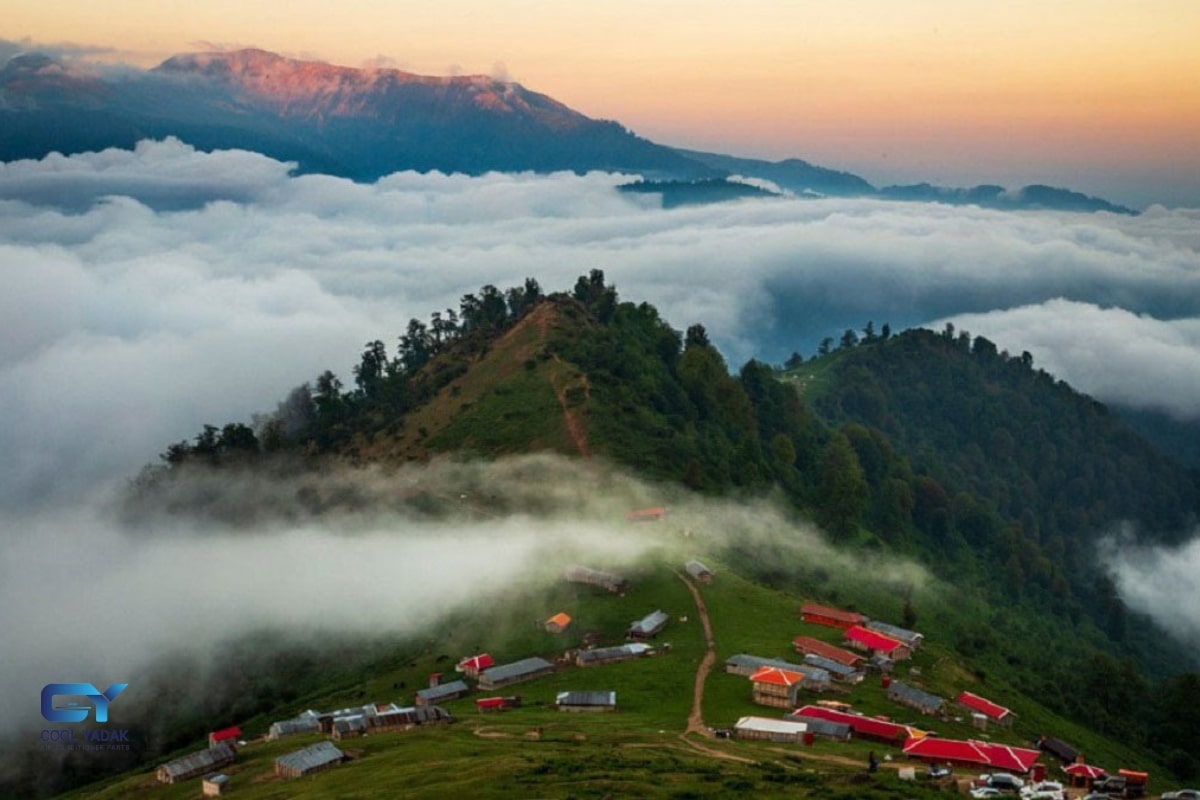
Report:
458,653,495,671
750,666,805,687
957,691,1012,720
903,737,1040,773
845,625,905,653
475,697,506,709
793,705,923,742
209,726,241,742
801,603,866,626
1064,764,1108,779
627,507,667,521
792,636,863,666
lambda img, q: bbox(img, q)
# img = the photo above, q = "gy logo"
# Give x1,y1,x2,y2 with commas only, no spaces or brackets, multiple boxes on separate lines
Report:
40,683,128,723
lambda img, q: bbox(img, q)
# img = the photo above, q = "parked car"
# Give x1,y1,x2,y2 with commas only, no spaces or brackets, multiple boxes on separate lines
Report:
971,789,1005,799
978,774,1025,792
1162,791,1200,800
1020,780,1065,800
927,763,952,779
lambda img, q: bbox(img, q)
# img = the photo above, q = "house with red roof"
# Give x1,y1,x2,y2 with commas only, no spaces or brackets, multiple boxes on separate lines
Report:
749,666,805,709
208,726,241,748
800,603,868,630
627,507,667,522
475,696,520,713
792,636,864,667
792,704,925,745
456,653,495,678
903,736,1041,774
844,625,910,660
957,691,1015,727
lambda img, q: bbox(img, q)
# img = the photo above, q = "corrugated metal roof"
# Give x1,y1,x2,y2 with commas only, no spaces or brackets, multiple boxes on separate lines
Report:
416,680,468,702
727,654,808,673
481,657,554,683
578,643,651,664
866,620,923,644
629,609,669,635
786,714,852,738
803,654,860,677
268,717,321,738
556,691,616,707
161,743,236,778
332,716,366,735
845,625,905,652
888,681,945,711
735,716,808,735
276,741,343,774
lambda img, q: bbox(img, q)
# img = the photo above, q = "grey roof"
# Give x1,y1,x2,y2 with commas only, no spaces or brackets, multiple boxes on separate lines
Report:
415,680,469,702
685,559,712,576
866,620,923,644
803,654,860,678
629,609,670,635
787,714,853,739
888,680,945,711
268,716,321,738
276,741,343,774
795,665,832,684
161,743,236,779
556,691,616,707
578,644,651,664
727,654,808,672
565,565,624,585
332,716,367,736
372,705,452,727
1038,736,1079,763
481,656,554,684
203,773,230,785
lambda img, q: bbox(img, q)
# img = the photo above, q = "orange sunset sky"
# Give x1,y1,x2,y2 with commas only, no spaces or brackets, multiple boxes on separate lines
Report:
5,0,1199,206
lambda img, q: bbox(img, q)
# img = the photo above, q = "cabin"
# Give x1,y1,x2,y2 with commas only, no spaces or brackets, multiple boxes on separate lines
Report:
800,603,867,630
726,654,809,677
556,691,616,712
576,643,652,667
627,507,667,523
957,691,1015,727
684,559,714,583
545,612,572,633
456,653,495,678
201,774,230,797
794,705,924,745
362,705,452,736
803,654,864,684
785,714,853,742
274,741,344,780
564,565,627,593
207,727,240,749
627,609,670,640
750,666,805,709
734,716,809,743
887,681,945,716
844,625,910,660
156,743,236,784
1037,735,1080,765
475,696,521,713
792,636,864,667
866,620,924,650
902,736,1040,774
267,711,321,741
416,679,469,706
478,657,556,690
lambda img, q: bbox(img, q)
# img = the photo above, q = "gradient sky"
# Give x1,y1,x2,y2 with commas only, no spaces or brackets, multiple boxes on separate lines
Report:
5,0,1200,206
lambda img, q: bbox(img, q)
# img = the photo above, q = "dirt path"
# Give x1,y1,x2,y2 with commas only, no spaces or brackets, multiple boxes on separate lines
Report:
549,355,590,458
675,571,716,738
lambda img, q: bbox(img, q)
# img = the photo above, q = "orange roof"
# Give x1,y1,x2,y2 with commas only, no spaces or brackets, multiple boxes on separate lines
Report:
793,636,863,666
801,603,867,625
546,612,572,628
749,666,805,687
845,625,905,653
627,507,667,521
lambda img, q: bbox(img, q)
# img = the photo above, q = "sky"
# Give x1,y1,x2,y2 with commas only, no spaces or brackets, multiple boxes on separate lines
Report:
4,0,1200,207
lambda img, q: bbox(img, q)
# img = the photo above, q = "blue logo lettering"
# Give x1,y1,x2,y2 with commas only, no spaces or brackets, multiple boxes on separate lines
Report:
40,684,128,723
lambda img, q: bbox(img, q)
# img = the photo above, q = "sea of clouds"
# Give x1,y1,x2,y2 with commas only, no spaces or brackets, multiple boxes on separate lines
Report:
2,138,1199,681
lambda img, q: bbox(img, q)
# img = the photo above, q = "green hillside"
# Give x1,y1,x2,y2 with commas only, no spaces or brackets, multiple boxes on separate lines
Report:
67,273,1200,799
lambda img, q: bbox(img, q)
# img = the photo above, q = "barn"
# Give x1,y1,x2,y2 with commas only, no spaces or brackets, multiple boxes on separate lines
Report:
800,603,867,630
156,743,236,784
267,711,321,740
628,609,670,640
957,691,1015,727
902,736,1041,774
785,713,853,741
275,741,344,779
556,691,616,712
734,716,809,743
478,657,556,690
887,681,946,716
792,636,864,667
844,625,910,660
576,643,652,667
416,679,469,706
793,705,925,745
803,654,864,684
564,565,627,593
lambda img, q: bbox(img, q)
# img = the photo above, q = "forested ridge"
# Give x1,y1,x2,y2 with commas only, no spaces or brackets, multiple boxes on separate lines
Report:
132,272,1200,781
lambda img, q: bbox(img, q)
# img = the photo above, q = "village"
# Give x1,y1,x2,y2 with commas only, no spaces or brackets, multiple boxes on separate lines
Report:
142,511,1161,800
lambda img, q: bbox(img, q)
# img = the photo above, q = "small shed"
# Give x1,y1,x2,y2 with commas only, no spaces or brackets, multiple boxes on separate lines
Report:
556,691,616,712
456,653,495,678
627,609,669,640
475,696,521,713
156,744,236,784
545,612,572,633
684,559,714,583
275,741,344,779
207,727,240,749
201,773,230,796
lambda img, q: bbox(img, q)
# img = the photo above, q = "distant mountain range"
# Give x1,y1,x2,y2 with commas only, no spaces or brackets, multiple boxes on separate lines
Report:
0,48,1135,213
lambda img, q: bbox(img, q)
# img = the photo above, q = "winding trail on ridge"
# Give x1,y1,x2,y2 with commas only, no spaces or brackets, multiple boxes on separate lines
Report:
676,571,716,737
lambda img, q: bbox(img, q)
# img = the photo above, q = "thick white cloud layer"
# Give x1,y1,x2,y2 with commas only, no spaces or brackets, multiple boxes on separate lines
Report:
2,139,1200,508
1102,529,1200,649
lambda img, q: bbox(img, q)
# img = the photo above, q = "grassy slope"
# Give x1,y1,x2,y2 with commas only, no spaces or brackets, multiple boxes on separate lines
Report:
66,543,1171,799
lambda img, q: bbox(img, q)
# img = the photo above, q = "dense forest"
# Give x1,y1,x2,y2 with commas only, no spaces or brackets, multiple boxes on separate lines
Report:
131,271,1200,781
